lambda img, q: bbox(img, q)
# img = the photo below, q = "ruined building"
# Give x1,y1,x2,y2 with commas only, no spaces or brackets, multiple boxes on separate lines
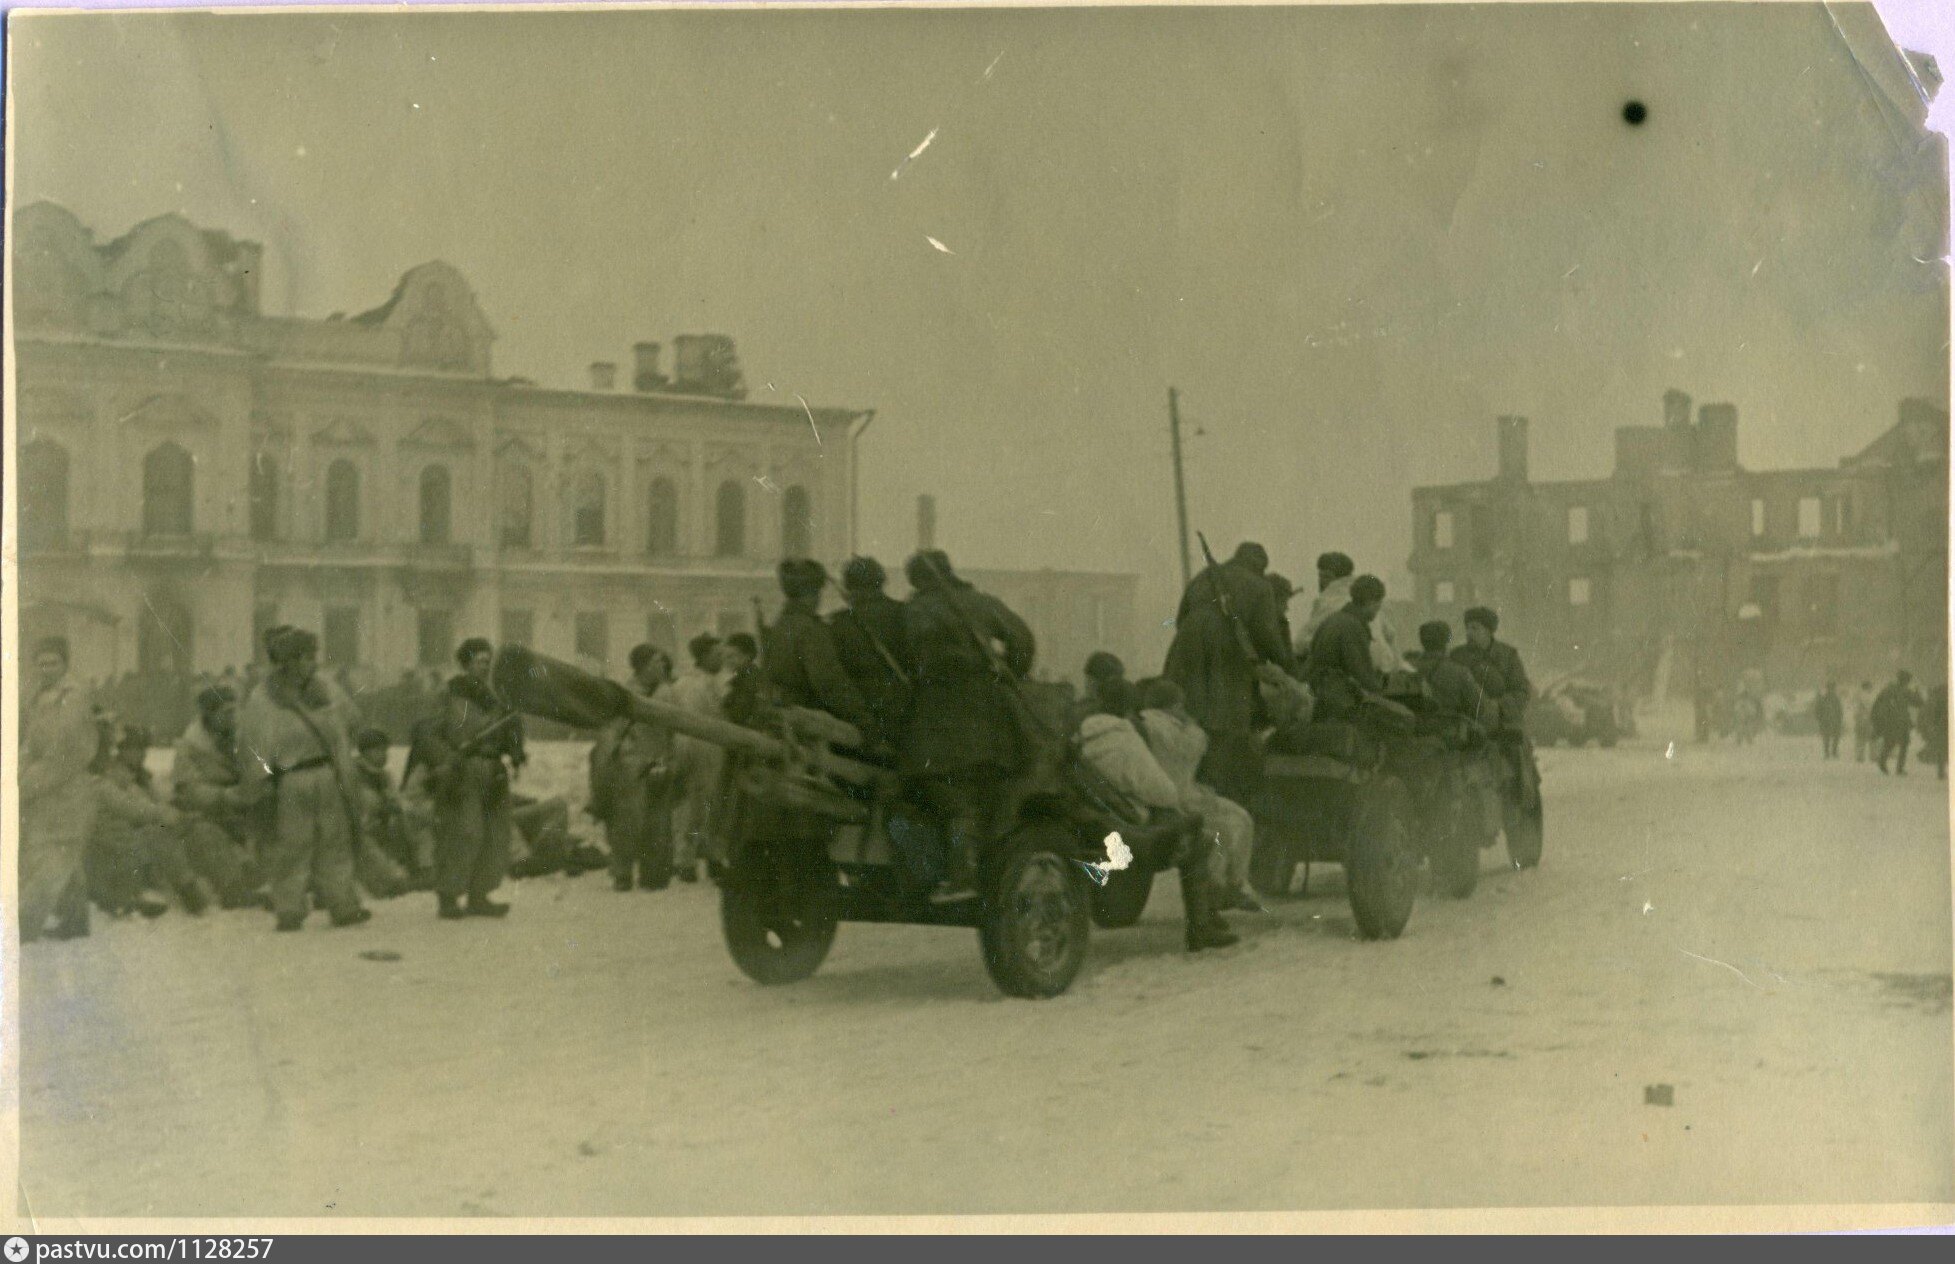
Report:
1407,392,1950,700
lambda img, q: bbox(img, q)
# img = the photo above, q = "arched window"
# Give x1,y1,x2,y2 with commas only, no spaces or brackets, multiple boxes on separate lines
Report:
571,469,607,547
419,465,452,545
325,459,361,542
21,439,70,550
248,450,280,542
781,485,813,558
142,442,195,536
715,479,746,558
646,476,679,556
500,462,534,549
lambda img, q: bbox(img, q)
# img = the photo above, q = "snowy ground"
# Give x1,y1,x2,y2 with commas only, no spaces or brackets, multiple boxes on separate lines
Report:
18,735,1954,1219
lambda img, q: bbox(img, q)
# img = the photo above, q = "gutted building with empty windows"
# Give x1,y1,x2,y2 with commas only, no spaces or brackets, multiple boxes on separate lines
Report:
10,203,871,684
1406,391,1949,701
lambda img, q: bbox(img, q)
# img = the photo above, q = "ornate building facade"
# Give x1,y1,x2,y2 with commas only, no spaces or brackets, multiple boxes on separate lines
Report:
10,203,871,684
11,203,1140,695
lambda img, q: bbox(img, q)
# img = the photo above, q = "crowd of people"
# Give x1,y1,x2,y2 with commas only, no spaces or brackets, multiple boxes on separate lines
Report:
1811,672,1949,779
19,541,1543,956
17,632,608,943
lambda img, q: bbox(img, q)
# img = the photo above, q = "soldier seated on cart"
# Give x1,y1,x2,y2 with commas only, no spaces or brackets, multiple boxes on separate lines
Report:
765,558,879,751
1407,621,1488,743
1303,574,1388,724
1077,679,1237,951
1450,606,1541,813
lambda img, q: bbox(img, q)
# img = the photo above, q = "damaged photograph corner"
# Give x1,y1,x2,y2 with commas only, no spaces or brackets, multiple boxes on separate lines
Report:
2,0,1953,1235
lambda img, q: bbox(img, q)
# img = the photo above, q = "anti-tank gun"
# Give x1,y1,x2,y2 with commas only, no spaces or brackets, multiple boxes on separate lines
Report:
492,645,1115,999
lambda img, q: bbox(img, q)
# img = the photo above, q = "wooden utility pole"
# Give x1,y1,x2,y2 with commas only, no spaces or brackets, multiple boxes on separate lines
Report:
1168,387,1193,589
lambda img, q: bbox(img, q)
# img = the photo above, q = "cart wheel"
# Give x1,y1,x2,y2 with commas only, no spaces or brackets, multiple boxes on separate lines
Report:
721,845,839,985
1346,776,1418,940
1090,864,1155,929
1505,798,1544,870
979,822,1092,998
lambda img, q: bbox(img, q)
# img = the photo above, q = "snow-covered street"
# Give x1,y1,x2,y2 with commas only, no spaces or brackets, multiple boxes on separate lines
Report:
19,736,1952,1218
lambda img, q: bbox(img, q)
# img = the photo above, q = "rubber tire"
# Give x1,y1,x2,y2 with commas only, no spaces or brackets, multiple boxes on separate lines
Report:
1505,798,1544,870
721,849,839,986
979,822,1092,999
1346,776,1418,940
1090,864,1154,929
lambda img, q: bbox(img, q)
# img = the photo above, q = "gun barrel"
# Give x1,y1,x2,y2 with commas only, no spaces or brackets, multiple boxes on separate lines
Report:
493,645,884,787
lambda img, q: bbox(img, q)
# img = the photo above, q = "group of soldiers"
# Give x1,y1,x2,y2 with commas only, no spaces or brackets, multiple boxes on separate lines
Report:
20,539,1543,955
1158,543,1534,790
17,627,593,942
1812,671,1949,779
722,541,1537,953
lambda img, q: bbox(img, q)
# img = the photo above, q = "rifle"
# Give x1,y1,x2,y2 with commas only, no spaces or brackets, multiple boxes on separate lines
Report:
400,709,521,791
1195,531,1261,663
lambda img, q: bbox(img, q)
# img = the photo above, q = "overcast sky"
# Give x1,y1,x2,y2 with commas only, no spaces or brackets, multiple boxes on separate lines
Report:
10,3,1949,657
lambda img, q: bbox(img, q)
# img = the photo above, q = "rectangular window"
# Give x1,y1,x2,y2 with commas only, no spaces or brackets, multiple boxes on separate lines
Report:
416,608,454,669
1567,506,1589,546
1807,574,1840,635
1751,498,1766,539
575,611,610,667
1797,496,1822,539
1568,577,1592,607
1434,579,1456,605
500,608,534,649
323,605,361,667
1432,510,1454,550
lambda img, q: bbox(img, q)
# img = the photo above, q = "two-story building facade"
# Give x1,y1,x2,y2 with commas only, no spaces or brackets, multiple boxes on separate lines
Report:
10,203,868,685
1406,391,1949,701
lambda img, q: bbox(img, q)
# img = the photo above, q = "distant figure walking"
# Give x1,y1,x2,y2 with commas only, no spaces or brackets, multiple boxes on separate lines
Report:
1851,681,1876,762
1813,682,1845,760
1872,670,1924,776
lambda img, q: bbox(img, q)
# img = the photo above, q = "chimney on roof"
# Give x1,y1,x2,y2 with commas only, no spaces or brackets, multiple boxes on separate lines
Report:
1495,415,1529,484
632,342,667,392
1663,389,1693,432
916,494,938,552
589,361,617,392
1694,403,1738,471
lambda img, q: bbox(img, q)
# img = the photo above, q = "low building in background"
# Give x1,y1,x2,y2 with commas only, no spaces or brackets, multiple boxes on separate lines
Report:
1407,392,1950,706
